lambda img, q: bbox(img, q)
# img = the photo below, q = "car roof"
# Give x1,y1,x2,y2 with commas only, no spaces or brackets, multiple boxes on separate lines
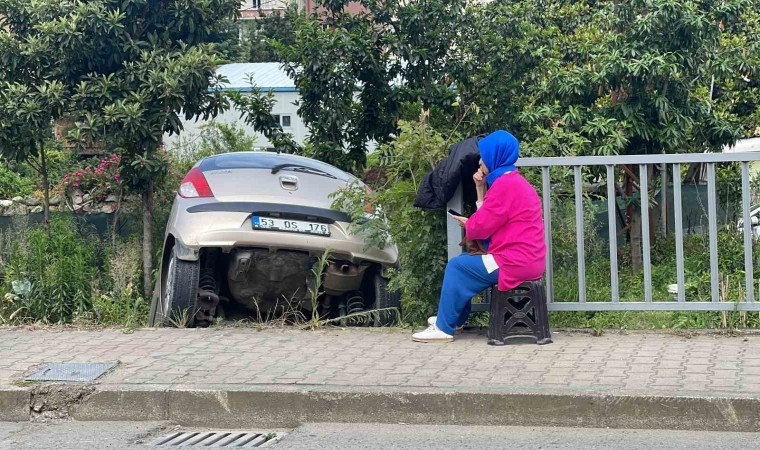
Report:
198,151,356,182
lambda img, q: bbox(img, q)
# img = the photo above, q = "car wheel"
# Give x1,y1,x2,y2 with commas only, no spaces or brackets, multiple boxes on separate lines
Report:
371,272,400,326
151,247,200,327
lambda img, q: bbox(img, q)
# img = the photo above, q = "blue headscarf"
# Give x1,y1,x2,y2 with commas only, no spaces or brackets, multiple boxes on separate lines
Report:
478,130,520,186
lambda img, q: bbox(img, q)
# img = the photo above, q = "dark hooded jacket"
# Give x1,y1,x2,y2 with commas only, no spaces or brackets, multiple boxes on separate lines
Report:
413,135,483,209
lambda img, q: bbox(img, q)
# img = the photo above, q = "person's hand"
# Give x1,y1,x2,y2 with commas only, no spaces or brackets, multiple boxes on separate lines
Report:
473,169,486,190
453,215,468,228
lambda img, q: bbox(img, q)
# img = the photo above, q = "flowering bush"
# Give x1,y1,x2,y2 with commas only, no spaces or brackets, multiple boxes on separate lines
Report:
60,154,122,202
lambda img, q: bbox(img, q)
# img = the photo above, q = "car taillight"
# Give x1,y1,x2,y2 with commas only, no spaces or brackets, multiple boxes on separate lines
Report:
178,167,214,198
364,186,374,213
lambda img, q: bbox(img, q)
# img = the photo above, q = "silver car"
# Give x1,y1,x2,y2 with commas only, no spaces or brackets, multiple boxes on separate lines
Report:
148,152,399,327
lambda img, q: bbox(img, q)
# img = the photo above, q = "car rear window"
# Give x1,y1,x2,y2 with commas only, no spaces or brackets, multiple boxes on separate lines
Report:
199,152,353,181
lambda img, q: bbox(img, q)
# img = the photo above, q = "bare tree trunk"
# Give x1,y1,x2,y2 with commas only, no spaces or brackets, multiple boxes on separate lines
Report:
39,146,51,231
142,180,154,300
630,206,643,272
625,166,643,272
111,186,123,246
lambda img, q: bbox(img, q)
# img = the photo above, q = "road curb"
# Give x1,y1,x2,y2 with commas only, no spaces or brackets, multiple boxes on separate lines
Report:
3,385,760,431
0,389,28,421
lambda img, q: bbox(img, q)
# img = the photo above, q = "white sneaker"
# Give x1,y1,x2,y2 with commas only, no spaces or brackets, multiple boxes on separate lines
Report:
428,316,463,335
412,324,454,343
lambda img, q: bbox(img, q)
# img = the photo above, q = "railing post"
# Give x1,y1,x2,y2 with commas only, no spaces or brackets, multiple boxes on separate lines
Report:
707,163,720,302
542,167,554,303
742,162,754,303
640,164,653,302
672,164,686,302
606,165,619,303
574,166,586,303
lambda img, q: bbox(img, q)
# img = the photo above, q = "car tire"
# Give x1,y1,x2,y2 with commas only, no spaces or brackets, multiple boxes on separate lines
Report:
150,247,200,328
371,272,400,326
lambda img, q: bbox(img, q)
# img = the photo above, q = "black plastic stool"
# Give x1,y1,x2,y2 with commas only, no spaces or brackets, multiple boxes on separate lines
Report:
487,280,552,345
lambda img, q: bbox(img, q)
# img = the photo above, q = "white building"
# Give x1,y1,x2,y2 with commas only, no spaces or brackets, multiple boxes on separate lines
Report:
723,137,760,176
163,63,307,151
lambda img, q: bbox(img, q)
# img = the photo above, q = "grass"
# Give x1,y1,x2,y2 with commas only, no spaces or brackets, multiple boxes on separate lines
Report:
166,307,195,329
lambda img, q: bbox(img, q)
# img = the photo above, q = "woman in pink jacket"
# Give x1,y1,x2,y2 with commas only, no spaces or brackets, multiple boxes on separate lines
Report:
412,130,546,343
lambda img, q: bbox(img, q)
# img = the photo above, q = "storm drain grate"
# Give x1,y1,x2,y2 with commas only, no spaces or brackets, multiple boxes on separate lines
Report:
148,431,285,448
25,362,118,382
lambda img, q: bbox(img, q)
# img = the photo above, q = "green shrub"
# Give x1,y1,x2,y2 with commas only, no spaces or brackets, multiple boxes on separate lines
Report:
1,216,98,323
0,162,34,199
332,119,454,324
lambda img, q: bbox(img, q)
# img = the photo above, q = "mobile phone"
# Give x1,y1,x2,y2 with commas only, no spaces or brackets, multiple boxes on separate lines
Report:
447,209,463,217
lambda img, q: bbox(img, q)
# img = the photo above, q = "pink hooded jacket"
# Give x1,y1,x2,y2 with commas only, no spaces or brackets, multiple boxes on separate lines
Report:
465,171,546,290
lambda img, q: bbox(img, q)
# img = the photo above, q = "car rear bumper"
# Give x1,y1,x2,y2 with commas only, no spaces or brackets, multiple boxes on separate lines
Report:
168,205,398,266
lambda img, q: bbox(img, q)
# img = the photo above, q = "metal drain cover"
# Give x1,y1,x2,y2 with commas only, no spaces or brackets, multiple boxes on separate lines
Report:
25,362,118,382
148,431,285,448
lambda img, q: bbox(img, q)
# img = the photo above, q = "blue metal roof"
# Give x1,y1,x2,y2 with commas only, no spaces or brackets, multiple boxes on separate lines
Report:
213,63,296,92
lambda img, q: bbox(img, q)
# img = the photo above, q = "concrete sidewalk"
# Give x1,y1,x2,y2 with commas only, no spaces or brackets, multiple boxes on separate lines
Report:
2,327,760,431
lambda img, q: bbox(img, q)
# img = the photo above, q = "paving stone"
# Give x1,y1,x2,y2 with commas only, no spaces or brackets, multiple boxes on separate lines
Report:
651,377,683,386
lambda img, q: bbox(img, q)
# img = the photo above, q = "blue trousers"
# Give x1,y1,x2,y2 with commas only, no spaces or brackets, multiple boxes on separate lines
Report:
435,254,499,336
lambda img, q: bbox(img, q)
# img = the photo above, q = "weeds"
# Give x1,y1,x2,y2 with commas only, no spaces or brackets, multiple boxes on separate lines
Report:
92,239,148,328
245,294,308,329
0,217,149,328
308,250,331,329
311,307,399,328
167,307,195,329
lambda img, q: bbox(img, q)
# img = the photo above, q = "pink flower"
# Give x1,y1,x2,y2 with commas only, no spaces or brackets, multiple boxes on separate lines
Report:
114,174,121,182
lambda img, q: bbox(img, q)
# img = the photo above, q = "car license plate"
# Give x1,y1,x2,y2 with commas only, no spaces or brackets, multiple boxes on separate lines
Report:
252,216,330,236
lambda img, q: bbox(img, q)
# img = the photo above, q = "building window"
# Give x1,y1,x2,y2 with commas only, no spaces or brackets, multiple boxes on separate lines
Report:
251,0,261,9
273,114,291,128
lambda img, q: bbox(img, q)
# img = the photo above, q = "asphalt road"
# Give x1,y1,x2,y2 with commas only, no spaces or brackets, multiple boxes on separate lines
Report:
1,421,759,449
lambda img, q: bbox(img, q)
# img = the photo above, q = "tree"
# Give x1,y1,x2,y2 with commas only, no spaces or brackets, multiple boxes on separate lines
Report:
276,0,464,171
0,3,73,228
240,8,297,63
62,0,241,300
521,0,755,270
711,5,760,138
276,0,758,272
1,0,240,299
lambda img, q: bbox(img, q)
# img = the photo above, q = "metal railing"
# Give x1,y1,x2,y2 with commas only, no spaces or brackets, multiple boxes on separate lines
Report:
447,152,760,311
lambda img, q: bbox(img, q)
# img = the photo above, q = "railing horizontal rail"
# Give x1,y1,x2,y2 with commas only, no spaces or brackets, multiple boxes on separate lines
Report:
518,152,760,166
549,302,760,312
